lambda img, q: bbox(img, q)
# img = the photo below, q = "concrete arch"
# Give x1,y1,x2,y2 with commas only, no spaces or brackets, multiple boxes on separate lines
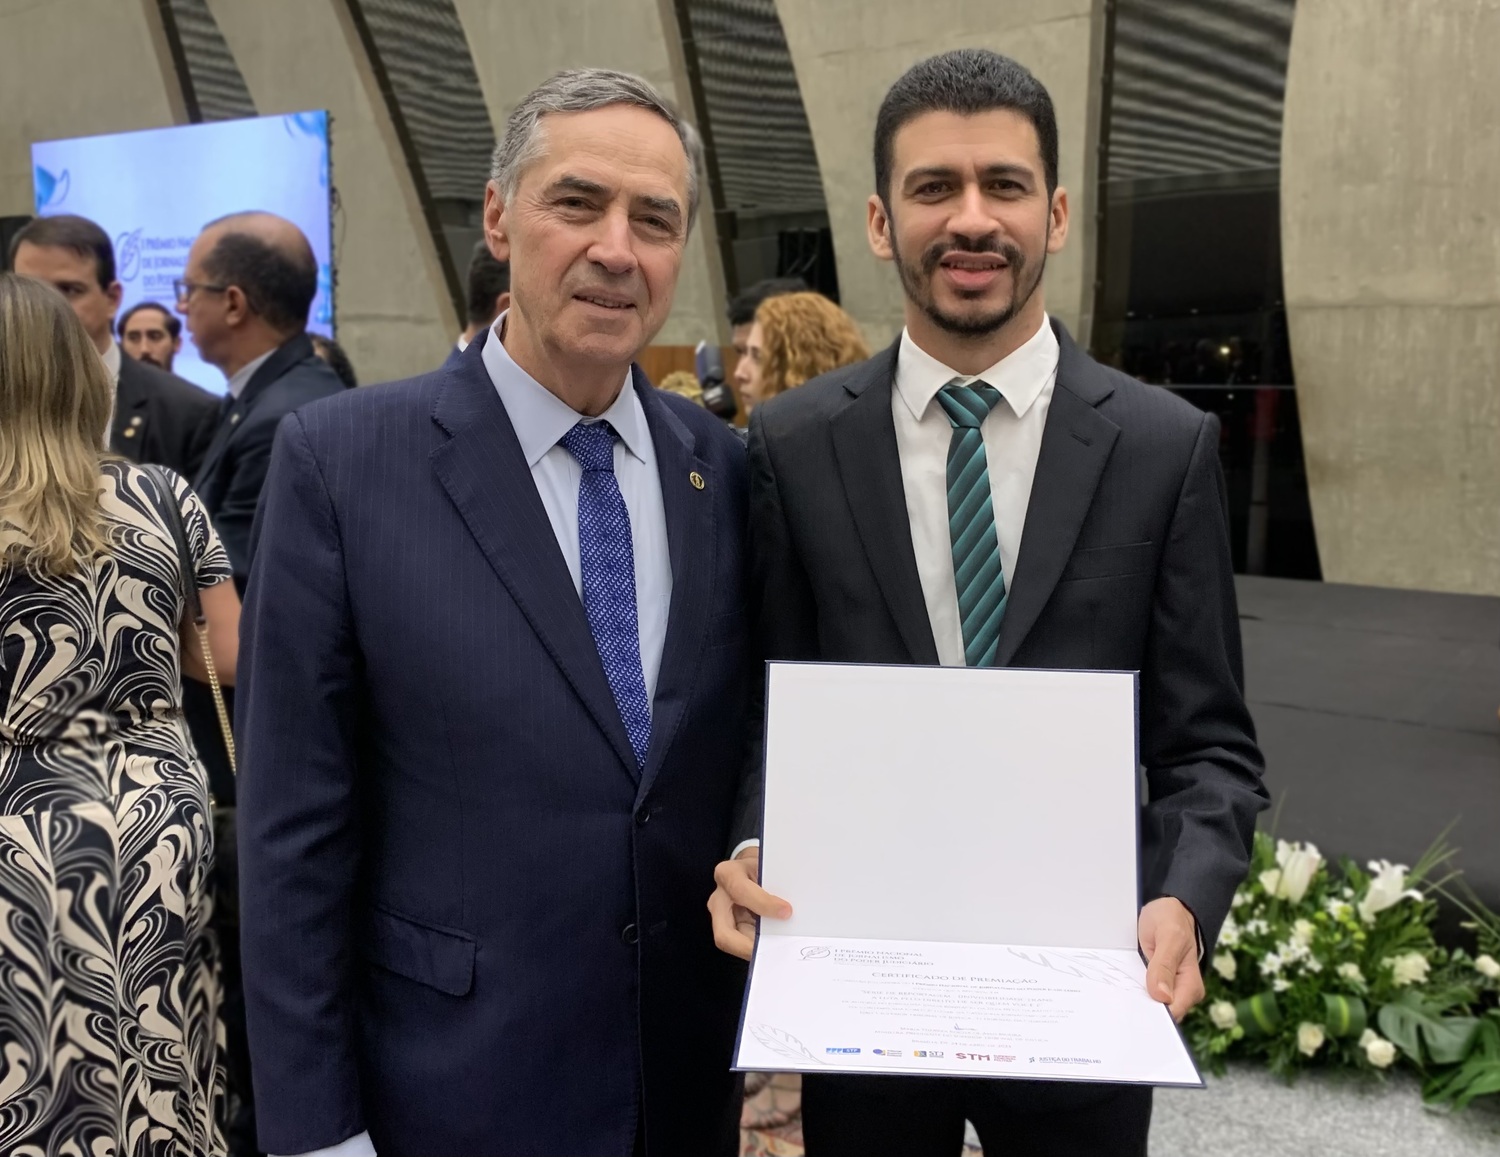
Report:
1281,0,1500,594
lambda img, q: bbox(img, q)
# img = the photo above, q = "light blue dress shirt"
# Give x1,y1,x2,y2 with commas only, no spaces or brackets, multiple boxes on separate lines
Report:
481,317,673,702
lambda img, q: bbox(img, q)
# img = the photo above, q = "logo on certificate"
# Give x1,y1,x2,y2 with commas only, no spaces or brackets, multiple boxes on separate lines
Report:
825,1047,860,1054
800,946,831,960
913,1050,944,1059
872,1049,903,1057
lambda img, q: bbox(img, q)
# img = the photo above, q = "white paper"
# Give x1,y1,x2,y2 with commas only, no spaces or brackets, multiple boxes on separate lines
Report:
736,663,1201,1088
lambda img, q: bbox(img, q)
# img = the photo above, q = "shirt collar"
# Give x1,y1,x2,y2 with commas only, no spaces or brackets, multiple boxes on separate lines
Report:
227,347,277,399
479,313,647,468
101,340,122,384
894,313,1059,423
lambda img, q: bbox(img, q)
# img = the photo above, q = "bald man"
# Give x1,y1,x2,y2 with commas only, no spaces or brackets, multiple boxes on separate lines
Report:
181,211,344,590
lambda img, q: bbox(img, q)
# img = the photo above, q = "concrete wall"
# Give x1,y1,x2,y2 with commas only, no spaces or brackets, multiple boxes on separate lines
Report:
454,0,729,347
775,0,1105,347
1282,0,1500,596
0,0,184,215
206,0,458,382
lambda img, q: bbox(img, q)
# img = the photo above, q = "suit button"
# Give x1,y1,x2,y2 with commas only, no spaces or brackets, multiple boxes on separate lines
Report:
635,806,651,826
621,923,639,946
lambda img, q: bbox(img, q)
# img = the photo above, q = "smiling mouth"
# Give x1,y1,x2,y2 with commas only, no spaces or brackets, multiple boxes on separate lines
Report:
939,254,1009,272
576,293,635,310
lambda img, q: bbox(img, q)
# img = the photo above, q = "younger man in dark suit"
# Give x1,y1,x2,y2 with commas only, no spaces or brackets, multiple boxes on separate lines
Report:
444,239,511,367
10,216,218,475
709,49,1269,1156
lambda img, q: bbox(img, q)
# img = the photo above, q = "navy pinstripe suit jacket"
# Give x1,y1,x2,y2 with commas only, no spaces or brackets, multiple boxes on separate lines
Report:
236,335,749,1156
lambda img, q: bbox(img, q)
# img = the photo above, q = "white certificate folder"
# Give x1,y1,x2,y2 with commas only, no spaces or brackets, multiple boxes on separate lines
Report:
734,663,1203,1087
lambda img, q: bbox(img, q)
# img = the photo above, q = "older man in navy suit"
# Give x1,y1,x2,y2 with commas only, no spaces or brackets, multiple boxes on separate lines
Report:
237,70,749,1157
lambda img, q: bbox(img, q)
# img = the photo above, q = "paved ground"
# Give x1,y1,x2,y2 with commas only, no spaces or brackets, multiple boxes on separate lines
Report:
1149,1064,1500,1157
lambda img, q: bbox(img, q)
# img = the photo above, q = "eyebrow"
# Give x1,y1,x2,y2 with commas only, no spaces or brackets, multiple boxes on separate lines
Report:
550,175,610,198
549,174,684,225
904,163,1035,186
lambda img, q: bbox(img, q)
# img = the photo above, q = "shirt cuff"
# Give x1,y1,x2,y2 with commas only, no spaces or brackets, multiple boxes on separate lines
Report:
275,1132,377,1157
730,838,761,860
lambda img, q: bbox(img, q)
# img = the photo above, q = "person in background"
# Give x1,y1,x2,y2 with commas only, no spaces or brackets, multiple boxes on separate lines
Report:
657,368,705,405
732,290,870,414
0,272,241,1157
444,239,511,367
10,215,218,476
118,299,185,370
726,276,806,363
310,333,359,388
177,209,343,1157
180,210,344,592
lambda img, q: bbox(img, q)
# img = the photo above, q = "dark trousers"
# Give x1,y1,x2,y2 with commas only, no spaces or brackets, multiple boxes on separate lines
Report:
802,1074,1151,1157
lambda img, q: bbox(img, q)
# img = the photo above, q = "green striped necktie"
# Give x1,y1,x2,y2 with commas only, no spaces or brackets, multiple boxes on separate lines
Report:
935,380,1007,667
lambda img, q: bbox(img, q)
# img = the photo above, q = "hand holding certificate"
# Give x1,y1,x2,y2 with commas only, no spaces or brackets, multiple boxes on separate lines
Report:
716,662,1204,1087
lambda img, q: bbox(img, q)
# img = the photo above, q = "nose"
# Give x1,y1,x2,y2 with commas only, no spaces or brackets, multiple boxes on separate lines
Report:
587,206,638,278
947,181,997,244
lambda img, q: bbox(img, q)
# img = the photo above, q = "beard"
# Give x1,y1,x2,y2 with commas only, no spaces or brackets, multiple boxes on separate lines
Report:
137,352,164,368
891,228,1047,339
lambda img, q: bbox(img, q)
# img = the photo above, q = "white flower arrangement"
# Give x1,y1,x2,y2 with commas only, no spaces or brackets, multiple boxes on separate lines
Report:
1189,830,1500,1113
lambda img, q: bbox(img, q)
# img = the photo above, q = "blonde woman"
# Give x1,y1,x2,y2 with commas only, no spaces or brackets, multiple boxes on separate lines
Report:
0,274,238,1155
732,290,871,413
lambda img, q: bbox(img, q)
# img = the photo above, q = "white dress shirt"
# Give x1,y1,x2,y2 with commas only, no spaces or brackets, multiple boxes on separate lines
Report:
101,338,122,384
226,347,276,399
277,323,672,1157
893,314,1058,667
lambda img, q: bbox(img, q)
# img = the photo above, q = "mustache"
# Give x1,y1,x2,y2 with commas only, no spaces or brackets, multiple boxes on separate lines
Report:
920,236,1025,275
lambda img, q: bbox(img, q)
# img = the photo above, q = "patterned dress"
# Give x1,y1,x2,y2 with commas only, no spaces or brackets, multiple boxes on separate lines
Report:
0,461,227,1156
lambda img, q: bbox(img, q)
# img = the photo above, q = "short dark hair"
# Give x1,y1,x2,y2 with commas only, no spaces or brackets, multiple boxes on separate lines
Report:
117,300,181,340
874,49,1059,207
466,242,510,327
201,227,317,334
727,277,808,327
8,214,116,287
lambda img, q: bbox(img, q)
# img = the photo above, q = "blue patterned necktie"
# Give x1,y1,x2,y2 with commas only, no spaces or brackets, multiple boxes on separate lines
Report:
935,380,1007,667
560,421,652,771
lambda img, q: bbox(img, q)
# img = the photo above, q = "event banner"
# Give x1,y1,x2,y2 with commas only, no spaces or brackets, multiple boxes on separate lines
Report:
32,112,334,393
734,663,1202,1087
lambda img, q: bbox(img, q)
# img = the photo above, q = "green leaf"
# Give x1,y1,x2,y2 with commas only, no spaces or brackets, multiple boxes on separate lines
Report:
1423,1015,1500,1110
1237,991,1283,1037
1378,993,1481,1066
1322,993,1367,1039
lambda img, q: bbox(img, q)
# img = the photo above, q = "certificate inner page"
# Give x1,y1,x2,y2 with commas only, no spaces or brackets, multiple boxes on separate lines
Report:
737,934,1202,1087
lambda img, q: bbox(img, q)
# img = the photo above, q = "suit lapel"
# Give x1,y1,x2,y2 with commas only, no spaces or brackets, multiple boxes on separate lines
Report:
830,343,940,666
995,323,1121,666
194,333,315,487
111,359,149,462
428,335,639,780
635,373,713,800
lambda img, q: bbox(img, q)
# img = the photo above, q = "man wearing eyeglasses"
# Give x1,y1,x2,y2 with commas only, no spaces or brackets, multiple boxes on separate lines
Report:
179,211,343,593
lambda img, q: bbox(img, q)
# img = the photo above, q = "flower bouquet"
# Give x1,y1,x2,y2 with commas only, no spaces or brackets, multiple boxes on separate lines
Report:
1187,830,1500,1109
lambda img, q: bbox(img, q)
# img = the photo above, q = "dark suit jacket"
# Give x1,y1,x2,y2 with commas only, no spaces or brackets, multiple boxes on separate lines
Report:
237,335,750,1156
733,320,1268,947
192,332,344,590
112,352,219,477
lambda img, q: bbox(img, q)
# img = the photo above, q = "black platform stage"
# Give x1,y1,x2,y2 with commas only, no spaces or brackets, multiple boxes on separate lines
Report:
1237,576,1500,916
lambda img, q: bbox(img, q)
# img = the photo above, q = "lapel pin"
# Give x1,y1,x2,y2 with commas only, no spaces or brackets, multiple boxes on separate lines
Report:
230,413,242,425
689,471,705,491
123,427,137,438
129,415,143,427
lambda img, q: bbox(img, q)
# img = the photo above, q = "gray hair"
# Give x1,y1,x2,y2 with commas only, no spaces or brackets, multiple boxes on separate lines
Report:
490,68,705,231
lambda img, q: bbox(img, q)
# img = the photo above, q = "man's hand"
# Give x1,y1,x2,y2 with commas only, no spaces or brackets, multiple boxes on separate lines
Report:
1139,896,1204,1022
708,848,792,960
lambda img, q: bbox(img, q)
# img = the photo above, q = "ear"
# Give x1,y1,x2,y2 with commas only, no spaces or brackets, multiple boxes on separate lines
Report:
867,194,894,263
223,286,252,328
105,280,123,319
171,335,183,353
1046,186,1070,255
483,180,511,262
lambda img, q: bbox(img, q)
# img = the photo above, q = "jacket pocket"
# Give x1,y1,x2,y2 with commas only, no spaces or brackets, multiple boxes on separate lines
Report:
1059,541,1156,582
363,906,476,996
